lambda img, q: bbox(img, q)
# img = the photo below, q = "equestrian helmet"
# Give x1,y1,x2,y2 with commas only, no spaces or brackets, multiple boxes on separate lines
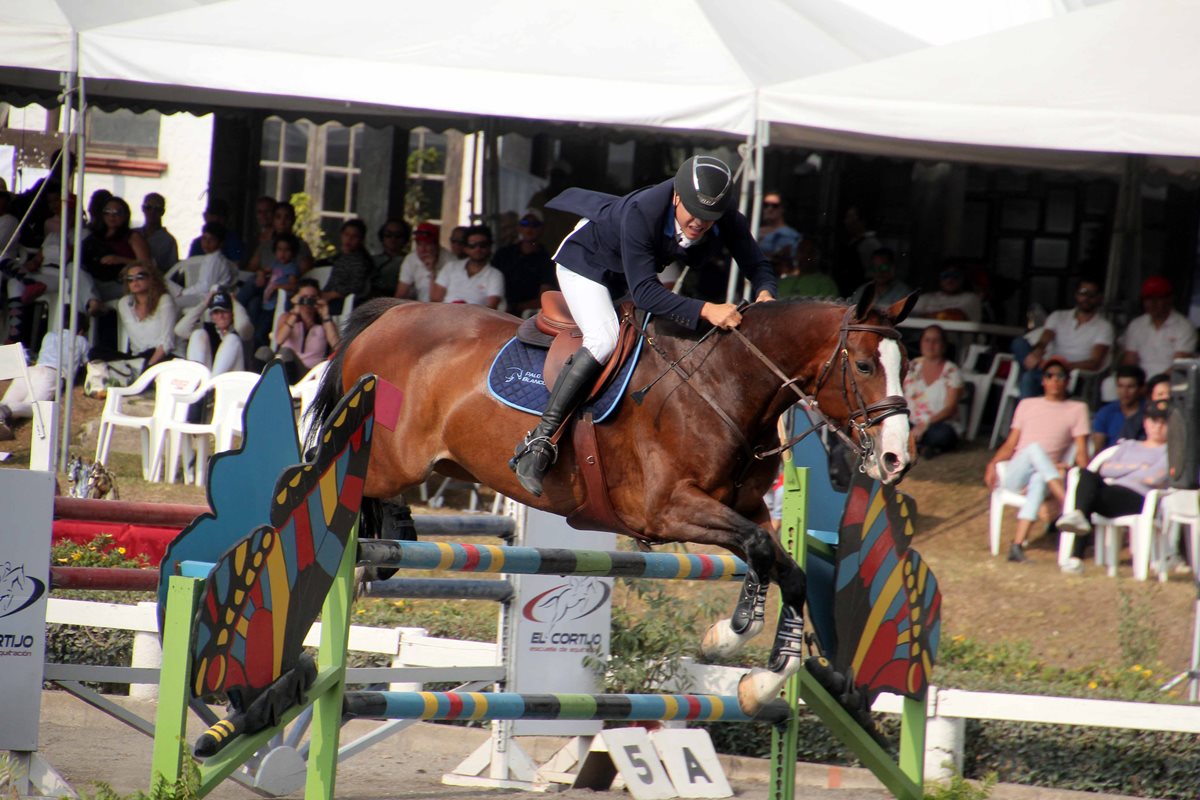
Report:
674,155,735,221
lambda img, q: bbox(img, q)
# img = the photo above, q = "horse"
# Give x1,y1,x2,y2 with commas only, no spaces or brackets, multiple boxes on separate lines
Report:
309,287,917,714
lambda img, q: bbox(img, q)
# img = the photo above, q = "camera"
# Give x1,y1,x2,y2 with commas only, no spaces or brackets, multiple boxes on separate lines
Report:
297,296,317,307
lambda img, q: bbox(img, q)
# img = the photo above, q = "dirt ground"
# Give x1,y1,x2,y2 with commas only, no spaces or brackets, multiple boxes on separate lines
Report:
5,386,1198,675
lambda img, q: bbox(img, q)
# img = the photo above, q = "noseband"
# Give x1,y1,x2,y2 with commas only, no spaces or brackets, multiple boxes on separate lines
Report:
731,306,909,462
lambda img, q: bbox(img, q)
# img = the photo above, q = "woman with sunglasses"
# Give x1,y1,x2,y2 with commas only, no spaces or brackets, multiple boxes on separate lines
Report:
81,196,152,302
103,263,178,371
508,154,777,497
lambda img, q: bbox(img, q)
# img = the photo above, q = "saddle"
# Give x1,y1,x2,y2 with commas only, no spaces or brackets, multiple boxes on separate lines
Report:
515,292,652,547
516,291,639,399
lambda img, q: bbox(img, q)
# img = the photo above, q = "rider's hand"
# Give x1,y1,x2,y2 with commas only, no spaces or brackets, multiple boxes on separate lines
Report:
700,302,742,330
755,290,775,303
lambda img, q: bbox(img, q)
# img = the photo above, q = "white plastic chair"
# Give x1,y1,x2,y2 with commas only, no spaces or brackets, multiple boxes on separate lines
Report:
1160,490,1200,580
94,360,210,481
989,362,1022,449
1059,447,1165,580
160,371,260,486
988,460,1029,556
290,360,329,441
163,256,206,298
963,352,1013,442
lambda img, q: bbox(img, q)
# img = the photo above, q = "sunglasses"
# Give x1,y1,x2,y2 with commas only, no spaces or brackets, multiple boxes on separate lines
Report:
382,231,405,238
1043,372,1069,381
466,242,491,249
519,218,542,227
125,273,149,283
142,204,164,212
450,239,467,245
1076,289,1100,297
103,209,124,216
762,201,781,209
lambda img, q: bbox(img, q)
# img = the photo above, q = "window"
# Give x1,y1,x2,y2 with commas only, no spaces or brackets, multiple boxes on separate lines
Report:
406,127,447,225
87,108,161,159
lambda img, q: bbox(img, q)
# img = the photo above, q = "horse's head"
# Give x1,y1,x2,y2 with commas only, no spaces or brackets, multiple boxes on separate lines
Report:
809,286,917,484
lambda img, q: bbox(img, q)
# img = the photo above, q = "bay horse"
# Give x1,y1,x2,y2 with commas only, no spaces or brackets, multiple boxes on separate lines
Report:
309,287,917,714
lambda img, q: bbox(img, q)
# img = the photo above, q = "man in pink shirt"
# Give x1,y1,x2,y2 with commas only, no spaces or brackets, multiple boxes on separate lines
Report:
985,357,1090,562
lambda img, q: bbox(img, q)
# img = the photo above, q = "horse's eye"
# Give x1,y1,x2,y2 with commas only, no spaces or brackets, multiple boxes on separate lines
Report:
855,360,873,375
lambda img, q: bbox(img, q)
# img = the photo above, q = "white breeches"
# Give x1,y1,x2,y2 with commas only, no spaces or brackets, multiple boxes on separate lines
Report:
0,365,57,418
555,263,618,363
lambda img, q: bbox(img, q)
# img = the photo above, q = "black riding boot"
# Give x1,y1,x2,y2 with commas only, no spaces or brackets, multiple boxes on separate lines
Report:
509,349,604,497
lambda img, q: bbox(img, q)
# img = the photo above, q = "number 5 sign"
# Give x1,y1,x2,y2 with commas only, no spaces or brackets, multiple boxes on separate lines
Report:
602,728,675,800
599,728,732,800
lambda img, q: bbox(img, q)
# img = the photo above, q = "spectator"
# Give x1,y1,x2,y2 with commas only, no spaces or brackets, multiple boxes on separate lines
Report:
851,248,911,308
757,191,802,264
431,225,504,308
904,325,964,459
246,201,314,275
777,239,838,298
0,191,48,344
187,198,245,265
395,223,453,302
0,190,18,262
137,192,179,273
177,222,238,309
492,209,555,315
84,189,114,239
245,195,278,272
984,357,1090,562
371,218,411,299
1091,365,1145,451
1120,276,1196,379
81,196,152,301
0,311,90,440
1013,277,1113,399
1120,372,1171,441
176,287,251,376
912,262,983,322
261,279,339,383
448,226,470,261
1056,400,1170,574
91,263,177,371
320,218,375,313
838,205,880,296
249,233,302,346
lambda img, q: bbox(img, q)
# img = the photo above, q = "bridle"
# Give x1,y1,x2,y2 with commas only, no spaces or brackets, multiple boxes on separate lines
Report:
638,304,907,470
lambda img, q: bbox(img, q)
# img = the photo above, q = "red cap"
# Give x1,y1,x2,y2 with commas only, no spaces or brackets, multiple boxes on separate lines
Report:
1141,275,1173,298
413,222,439,241
1040,356,1070,372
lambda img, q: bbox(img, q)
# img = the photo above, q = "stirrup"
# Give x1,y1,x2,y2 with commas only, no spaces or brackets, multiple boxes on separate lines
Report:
509,433,557,469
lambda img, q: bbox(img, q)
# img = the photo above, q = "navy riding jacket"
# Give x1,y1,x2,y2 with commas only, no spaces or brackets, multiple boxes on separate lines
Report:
546,179,777,330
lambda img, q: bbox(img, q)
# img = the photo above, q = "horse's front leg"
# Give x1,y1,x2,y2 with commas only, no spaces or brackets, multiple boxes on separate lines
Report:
651,485,806,715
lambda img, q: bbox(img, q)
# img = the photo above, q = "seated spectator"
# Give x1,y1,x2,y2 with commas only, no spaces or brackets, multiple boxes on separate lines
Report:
492,209,555,315
1012,277,1113,398
0,311,90,440
431,226,504,308
395,223,452,302
904,325,964,459
177,223,238,309
1056,400,1170,573
176,287,252,376
187,198,244,265
984,357,1090,562
371,218,411,299
777,239,838,298
260,279,339,383
1091,365,1145,451
1120,372,1171,441
851,248,911,308
90,264,178,371
447,226,470,261
320,218,375,314
249,233,302,346
757,191,802,264
81,196,152,301
137,192,179,274
912,262,983,322
245,195,278,273
245,201,314,276
1120,276,1196,380
839,205,880,297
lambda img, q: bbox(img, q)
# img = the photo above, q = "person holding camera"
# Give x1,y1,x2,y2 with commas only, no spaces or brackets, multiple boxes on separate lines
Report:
262,278,339,383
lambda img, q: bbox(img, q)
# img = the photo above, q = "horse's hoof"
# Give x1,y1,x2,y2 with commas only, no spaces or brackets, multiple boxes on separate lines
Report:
736,668,785,716
700,619,762,660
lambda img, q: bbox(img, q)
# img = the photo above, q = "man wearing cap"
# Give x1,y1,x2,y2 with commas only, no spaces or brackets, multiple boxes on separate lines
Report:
176,286,252,376
396,222,453,303
507,154,777,497
912,262,983,322
985,356,1090,562
1120,276,1196,379
1015,277,1113,398
492,209,556,316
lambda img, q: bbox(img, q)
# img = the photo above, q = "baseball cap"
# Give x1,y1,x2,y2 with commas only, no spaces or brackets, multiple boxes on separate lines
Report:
1040,356,1070,373
1141,275,1173,298
1146,399,1171,419
520,208,543,225
413,222,439,241
208,290,233,312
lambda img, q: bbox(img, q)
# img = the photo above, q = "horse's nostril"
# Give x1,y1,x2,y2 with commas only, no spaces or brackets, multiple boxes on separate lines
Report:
882,451,901,473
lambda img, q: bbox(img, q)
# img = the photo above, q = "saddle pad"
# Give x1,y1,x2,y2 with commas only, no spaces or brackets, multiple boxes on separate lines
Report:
487,330,645,422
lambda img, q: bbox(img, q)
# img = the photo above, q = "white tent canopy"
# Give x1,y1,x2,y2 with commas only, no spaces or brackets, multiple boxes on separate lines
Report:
2,0,922,137
760,0,1200,168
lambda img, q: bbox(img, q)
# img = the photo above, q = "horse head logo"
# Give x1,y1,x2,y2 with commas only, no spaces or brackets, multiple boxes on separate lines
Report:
504,366,525,384
0,560,45,619
522,577,611,631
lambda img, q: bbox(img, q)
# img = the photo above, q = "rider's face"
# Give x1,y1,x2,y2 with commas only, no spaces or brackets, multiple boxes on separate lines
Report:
673,194,715,241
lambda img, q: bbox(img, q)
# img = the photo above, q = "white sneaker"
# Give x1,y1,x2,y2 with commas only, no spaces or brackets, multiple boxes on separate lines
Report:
1060,557,1084,575
1056,509,1092,535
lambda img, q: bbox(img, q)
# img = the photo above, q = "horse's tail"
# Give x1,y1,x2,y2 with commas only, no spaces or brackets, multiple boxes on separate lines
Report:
307,297,408,547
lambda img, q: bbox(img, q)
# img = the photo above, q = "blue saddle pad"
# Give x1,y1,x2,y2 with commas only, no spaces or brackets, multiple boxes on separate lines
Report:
487,332,644,422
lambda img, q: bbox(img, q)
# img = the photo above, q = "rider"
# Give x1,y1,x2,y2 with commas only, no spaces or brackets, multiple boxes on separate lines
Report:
509,155,778,496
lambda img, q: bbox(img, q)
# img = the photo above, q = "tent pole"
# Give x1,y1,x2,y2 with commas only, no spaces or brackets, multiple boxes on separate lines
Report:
726,128,758,303
1104,155,1142,310
60,73,86,472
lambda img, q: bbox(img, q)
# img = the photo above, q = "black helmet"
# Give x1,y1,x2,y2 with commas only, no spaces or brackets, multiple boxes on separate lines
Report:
674,155,735,221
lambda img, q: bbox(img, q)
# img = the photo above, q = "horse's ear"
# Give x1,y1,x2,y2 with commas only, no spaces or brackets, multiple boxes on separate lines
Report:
887,291,920,326
852,283,875,321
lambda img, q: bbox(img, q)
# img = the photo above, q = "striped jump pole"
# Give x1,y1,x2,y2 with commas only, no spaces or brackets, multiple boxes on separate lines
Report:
344,691,790,725
356,540,747,581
